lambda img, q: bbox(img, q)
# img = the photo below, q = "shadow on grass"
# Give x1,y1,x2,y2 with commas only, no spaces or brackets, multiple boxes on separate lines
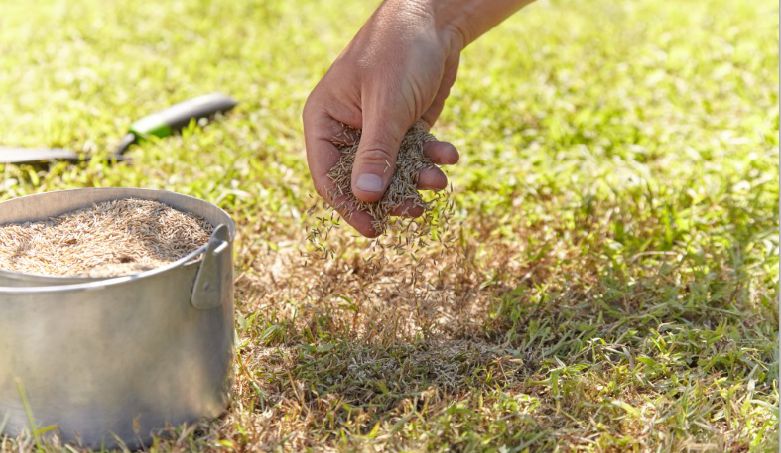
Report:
259,243,777,450
229,186,778,450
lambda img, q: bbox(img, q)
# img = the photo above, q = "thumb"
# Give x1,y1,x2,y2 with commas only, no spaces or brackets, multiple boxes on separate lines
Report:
351,113,408,203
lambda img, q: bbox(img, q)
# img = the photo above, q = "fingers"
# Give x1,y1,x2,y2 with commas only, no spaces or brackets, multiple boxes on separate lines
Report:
303,105,379,238
344,139,456,223
423,141,459,165
351,107,409,203
303,107,342,199
416,141,458,191
417,166,448,191
348,139,458,196
392,151,453,217
330,193,381,237
389,201,425,218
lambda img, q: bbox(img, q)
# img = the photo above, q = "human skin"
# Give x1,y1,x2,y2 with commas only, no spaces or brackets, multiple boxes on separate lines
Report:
303,0,533,237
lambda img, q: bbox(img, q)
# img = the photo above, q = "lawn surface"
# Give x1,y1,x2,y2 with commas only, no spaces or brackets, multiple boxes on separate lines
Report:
0,0,778,451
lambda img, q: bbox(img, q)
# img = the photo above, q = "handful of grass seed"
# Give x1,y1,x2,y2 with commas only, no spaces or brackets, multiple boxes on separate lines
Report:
328,121,444,235
0,199,213,278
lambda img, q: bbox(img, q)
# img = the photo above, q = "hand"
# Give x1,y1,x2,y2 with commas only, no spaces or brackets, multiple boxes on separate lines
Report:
303,0,462,237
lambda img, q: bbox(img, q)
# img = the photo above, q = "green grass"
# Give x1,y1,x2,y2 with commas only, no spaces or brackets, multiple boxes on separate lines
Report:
0,0,778,451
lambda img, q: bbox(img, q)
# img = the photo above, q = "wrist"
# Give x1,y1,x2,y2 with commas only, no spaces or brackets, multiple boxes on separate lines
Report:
379,0,468,53
416,0,473,50
406,0,532,51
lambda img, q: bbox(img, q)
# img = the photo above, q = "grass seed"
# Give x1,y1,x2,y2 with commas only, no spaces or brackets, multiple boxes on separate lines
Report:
0,198,213,278
327,121,443,235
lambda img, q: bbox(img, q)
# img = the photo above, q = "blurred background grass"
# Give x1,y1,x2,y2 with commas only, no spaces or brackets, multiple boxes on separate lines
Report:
0,0,778,451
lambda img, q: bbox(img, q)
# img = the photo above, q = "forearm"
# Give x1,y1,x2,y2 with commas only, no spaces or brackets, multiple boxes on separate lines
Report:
379,0,533,50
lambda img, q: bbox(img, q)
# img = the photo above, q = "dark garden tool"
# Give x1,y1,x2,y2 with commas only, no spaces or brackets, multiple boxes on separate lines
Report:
0,92,237,163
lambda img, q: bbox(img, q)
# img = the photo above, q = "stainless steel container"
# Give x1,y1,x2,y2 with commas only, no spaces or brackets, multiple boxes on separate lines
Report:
0,188,235,449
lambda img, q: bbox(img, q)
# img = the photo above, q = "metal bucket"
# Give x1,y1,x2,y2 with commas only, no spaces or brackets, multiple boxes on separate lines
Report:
0,187,235,449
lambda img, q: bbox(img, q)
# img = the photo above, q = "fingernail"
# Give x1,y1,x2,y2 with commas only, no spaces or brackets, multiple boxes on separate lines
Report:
356,174,384,192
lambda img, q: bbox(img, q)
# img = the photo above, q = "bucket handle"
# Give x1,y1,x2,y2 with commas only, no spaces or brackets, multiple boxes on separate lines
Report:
190,224,231,309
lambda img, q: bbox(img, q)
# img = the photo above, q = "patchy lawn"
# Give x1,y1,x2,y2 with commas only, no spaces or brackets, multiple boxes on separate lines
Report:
0,0,777,451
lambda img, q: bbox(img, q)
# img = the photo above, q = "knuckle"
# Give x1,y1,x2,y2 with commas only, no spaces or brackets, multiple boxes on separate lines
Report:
357,147,395,166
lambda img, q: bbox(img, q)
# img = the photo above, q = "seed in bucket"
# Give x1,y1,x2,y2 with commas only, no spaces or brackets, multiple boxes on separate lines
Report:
0,199,213,278
327,120,449,235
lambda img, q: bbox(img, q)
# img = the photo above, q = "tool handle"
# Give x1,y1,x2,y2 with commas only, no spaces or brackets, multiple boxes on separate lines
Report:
128,93,238,139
